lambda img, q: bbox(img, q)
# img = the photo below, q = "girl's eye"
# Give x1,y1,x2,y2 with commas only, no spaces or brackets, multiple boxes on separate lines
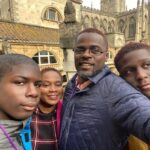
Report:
41,82,50,87
55,82,62,87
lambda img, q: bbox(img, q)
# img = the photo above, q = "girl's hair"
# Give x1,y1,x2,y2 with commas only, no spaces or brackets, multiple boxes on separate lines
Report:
41,67,63,82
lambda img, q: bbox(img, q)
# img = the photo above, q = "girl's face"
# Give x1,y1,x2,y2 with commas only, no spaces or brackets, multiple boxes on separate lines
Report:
40,70,63,107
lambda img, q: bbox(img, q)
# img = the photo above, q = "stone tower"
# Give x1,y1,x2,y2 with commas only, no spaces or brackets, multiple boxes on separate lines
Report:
101,0,126,14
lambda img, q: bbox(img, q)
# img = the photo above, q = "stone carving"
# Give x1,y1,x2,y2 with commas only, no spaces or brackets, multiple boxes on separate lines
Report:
59,0,82,48
64,0,76,23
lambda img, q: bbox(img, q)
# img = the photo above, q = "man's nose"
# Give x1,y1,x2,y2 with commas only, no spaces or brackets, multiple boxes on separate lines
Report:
82,48,92,56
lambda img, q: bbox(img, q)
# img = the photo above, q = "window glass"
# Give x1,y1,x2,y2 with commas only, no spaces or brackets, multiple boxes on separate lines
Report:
40,51,48,55
43,8,62,22
32,51,57,65
48,9,55,20
50,56,57,63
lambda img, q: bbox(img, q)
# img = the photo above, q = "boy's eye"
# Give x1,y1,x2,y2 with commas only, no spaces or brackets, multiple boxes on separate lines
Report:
14,81,25,85
121,69,133,77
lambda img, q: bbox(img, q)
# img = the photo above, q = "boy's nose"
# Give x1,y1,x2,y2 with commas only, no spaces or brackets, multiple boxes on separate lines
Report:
26,84,39,98
136,68,148,81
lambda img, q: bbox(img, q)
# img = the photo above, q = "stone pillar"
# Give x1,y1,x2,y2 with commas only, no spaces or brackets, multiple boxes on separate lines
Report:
59,0,82,79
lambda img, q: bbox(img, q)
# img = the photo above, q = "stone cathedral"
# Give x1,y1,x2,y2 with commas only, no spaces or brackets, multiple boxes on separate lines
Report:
0,0,149,82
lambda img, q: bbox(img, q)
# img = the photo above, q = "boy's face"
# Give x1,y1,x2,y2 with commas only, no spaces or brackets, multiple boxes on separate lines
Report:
119,49,150,98
0,64,41,120
40,71,63,107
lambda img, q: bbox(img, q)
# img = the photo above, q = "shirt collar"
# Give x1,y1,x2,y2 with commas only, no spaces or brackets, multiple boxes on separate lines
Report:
88,65,110,84
74,65,110,90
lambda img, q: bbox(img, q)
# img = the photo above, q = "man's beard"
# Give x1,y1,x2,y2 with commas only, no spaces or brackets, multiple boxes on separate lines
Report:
78,71,93,79
77,69,101,79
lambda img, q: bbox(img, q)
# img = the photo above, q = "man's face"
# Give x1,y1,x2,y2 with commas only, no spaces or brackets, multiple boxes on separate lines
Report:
119,49,150,98
40,71,63,106
0,64,41,120
74,32,108,79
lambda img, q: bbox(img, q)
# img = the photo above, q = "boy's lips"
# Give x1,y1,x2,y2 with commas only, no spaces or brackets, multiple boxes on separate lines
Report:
22,104,37,111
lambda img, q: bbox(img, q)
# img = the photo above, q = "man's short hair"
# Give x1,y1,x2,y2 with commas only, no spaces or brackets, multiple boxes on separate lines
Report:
114,42,150,73
0,53,39,80
75,28,108,50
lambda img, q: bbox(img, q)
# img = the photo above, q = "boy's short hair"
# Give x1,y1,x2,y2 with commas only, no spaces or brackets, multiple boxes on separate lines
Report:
114,42,150,73
0,54,39,80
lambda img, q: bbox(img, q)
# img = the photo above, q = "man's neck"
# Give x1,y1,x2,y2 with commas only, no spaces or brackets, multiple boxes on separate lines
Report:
76,75,92,90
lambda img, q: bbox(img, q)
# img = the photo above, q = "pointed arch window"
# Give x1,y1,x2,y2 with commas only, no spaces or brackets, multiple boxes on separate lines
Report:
118,19,125,33
93,17,99,29
32,51,57,65
129,17,136,37
84,16,90,28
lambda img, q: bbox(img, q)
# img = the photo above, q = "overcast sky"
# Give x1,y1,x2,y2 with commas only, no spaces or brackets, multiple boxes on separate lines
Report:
82,0,148,10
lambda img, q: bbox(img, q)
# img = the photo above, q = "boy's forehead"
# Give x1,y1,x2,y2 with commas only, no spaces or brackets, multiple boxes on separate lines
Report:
120,49,150,67
6,64,41,77
11,63,38,70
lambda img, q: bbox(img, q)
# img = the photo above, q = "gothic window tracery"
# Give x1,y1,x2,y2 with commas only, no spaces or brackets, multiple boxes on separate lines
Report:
129,17,136,37
111,20,115,32
108,21,114,33
83,15,90,28
102,19,107,32
118,19,125,33
93,17,99,29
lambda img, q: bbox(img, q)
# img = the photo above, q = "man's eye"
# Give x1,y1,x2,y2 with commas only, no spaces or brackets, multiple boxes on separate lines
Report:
93,49,101,53
76,48,84,52
90,46,103,54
